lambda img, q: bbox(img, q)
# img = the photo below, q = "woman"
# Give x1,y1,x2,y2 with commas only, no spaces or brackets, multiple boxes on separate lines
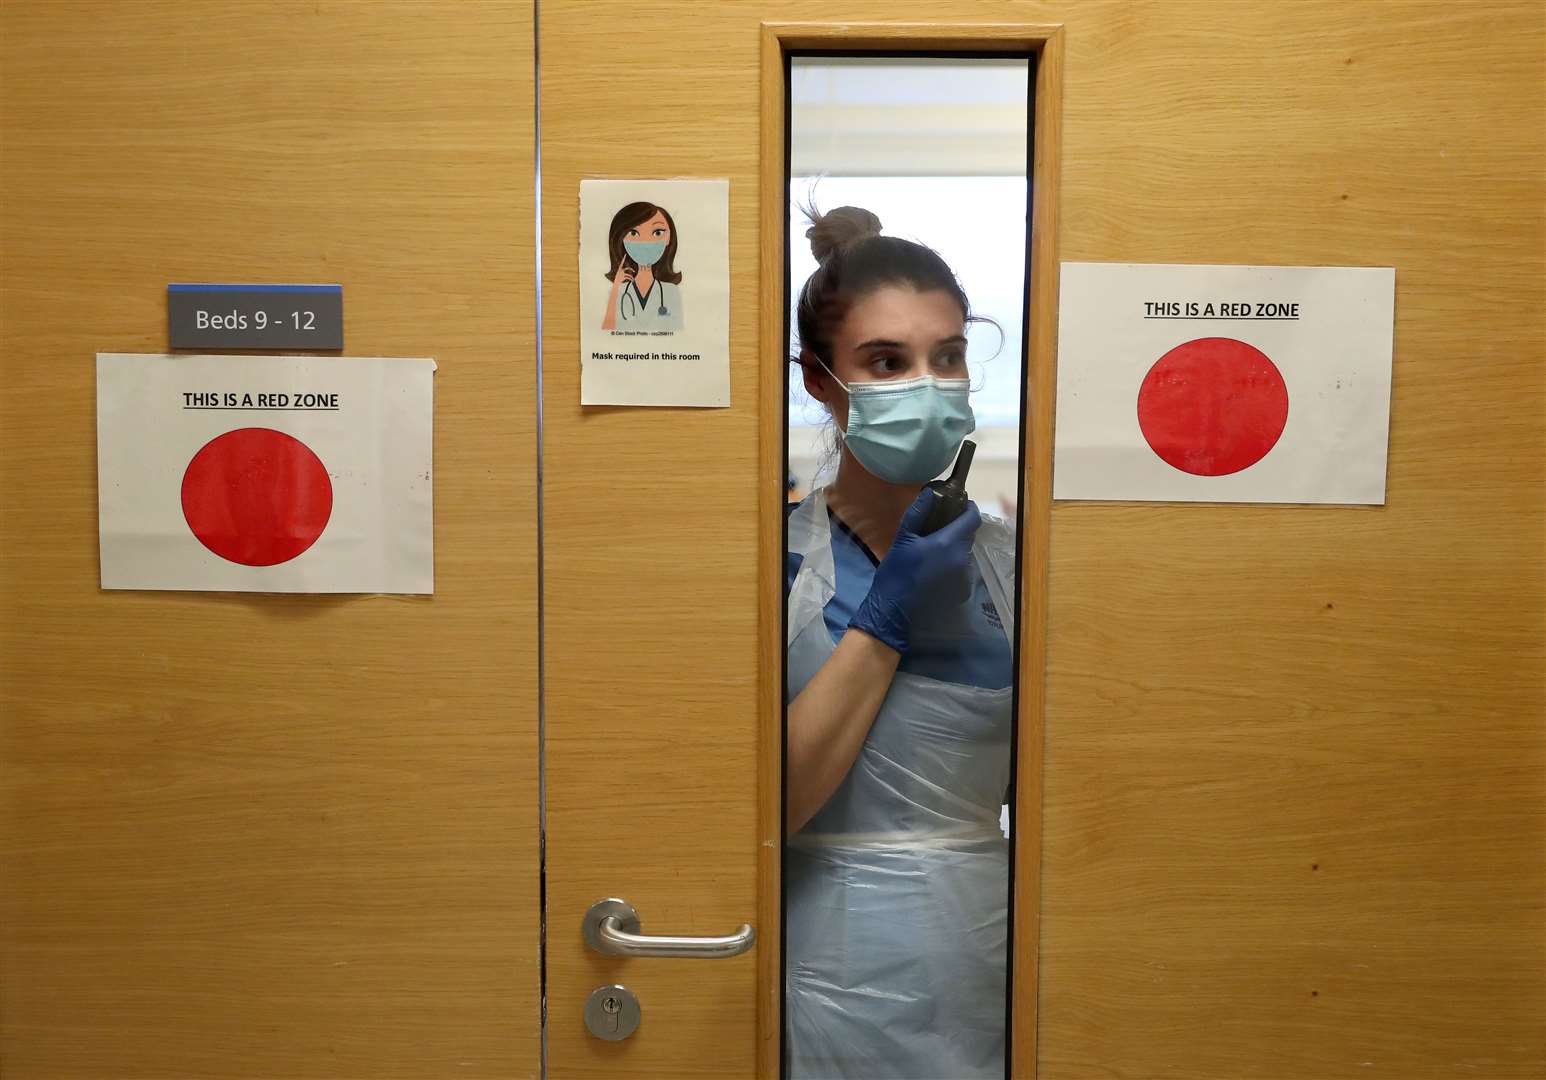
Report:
784,206,1015,1079
601,200,685,333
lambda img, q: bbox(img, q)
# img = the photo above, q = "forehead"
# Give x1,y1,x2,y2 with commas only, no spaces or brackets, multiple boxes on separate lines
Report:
837,286,965,343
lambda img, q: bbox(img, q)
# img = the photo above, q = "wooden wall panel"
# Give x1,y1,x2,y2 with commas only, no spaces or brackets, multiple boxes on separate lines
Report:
1037,2,1546,1077
0,3,539,1077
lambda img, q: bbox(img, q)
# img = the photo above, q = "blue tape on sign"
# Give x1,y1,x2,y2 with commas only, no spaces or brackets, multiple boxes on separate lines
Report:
169,283,343,294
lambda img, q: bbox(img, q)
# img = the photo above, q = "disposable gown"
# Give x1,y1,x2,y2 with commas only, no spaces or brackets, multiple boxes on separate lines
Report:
785,488,1015,1080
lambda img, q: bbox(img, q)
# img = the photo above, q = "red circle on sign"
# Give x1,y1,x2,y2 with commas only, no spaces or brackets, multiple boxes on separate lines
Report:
1136,337,1290,476
181,427,332,566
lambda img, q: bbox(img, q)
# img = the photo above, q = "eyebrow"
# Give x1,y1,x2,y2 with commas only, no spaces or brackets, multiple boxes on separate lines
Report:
855,335,968,350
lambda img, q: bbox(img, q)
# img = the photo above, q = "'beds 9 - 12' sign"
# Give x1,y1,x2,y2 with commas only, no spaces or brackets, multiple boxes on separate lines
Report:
168,283,343,350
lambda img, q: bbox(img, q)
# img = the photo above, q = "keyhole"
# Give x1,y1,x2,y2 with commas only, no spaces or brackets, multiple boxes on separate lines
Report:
603,994,621,1031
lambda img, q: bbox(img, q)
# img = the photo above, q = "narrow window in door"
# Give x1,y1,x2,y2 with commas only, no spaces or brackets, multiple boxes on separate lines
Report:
781,52,1033,1080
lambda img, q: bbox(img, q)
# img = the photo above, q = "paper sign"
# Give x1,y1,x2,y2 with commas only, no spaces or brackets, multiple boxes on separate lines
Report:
97,353,435,594
1054,263,1395,504
579,178,730,407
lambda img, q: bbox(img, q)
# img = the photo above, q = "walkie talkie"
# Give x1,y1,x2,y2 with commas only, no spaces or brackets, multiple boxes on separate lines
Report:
919,440,976,535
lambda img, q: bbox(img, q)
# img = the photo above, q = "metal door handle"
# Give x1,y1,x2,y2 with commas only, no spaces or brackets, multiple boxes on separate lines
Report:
583,898,755,958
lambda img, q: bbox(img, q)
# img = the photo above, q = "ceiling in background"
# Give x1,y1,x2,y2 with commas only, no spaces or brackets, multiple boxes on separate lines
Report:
790,57,1030,177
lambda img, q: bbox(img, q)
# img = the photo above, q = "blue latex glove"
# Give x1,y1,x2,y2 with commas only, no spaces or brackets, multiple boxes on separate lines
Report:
848,488,983,655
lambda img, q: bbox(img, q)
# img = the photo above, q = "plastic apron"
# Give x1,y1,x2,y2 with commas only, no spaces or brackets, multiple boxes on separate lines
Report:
784,488,1015,1080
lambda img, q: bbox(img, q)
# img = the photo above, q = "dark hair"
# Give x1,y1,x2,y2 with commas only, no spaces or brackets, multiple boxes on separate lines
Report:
604,202,683,285
793,203,980,368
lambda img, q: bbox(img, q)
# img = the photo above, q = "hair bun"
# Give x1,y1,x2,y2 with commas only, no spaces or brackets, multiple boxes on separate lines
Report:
806,205,883,264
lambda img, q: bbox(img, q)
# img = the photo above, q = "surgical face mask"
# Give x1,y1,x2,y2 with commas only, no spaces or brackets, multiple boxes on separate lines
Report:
822,362,976,484
623,238,666,267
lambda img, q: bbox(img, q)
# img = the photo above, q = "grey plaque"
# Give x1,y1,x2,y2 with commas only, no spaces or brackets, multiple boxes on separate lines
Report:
168,283,343,350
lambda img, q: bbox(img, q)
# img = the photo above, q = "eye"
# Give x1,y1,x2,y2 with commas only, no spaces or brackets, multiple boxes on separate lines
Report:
652,228,666,238
933,349,967,371
626,228,639,237
869,354,906,374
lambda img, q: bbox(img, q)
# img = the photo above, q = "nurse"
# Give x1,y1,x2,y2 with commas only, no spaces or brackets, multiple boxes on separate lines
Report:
784,205,1014,1079
601,200,685,333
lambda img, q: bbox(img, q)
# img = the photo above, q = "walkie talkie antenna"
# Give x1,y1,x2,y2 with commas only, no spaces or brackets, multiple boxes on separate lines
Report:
919,439,976,535
945,441,975,487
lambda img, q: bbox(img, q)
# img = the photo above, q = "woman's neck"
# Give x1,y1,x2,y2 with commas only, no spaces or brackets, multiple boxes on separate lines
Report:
634,266,655,293
825,447,922,556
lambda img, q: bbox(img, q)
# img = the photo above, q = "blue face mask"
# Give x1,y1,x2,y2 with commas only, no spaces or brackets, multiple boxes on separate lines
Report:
822,363,976,484
623,238,667,267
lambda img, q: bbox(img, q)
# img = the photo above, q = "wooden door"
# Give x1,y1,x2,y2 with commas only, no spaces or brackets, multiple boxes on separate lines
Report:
0,3,540,1077
540,7,1057,1078
542,2,1543,1079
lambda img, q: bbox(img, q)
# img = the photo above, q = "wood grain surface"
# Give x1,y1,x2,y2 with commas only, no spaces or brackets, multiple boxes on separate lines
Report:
547,2,1543,1079
1039,4,1544,1078
0,3,540,1077
2,2,1540,1078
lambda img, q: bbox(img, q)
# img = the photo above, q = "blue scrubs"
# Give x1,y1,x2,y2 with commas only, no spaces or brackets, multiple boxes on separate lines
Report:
785,503,1012,690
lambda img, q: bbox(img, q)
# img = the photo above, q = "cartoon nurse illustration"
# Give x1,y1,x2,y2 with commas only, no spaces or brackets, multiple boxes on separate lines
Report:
601,201,685,333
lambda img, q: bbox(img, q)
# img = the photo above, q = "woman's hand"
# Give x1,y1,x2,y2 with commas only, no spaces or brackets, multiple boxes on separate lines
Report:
848,488,981,656
601,257,634,331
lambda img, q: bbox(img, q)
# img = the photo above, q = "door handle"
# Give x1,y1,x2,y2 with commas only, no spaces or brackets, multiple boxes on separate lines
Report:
583,897,755,958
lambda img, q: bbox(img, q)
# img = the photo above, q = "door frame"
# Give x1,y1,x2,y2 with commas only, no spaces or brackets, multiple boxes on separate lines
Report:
757,21,1064,1078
